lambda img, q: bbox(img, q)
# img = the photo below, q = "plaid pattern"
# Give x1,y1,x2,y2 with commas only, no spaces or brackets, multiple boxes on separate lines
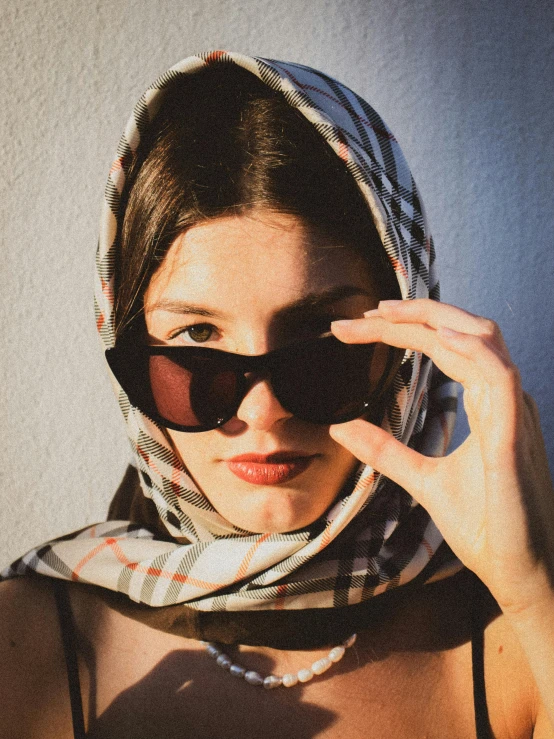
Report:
2,52,461,610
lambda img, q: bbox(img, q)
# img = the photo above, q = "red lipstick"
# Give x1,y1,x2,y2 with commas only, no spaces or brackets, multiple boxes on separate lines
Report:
226,452,315,485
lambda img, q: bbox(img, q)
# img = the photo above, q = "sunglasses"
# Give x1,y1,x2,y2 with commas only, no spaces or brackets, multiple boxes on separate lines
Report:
105,332,402,433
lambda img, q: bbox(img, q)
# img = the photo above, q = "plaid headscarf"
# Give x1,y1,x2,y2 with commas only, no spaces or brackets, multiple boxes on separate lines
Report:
2,52,461,611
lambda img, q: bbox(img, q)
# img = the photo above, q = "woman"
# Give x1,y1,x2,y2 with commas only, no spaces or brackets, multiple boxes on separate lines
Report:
1,51,553,738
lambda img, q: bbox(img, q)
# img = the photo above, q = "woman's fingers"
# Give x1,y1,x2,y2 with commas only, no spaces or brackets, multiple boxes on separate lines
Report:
436,327,518,380
329,419,437,505
331,315,503,387
375,298,508,350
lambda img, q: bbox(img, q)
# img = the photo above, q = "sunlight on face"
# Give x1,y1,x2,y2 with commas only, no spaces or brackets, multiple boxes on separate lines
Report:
143,209,381,533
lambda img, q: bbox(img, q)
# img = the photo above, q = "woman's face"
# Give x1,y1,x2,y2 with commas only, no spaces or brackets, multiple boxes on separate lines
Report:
143,209,381,533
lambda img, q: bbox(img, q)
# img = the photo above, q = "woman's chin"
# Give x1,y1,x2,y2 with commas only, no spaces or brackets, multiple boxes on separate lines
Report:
210,475,333,534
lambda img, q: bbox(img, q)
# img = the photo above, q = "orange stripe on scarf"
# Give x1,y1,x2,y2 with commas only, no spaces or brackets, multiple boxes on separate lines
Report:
233,532,271,583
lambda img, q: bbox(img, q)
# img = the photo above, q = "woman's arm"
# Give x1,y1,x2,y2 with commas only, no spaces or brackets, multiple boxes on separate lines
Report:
330,298,554,732
503,595,554,735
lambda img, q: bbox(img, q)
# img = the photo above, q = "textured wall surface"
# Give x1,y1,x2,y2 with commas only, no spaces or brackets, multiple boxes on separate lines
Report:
1,0,552,567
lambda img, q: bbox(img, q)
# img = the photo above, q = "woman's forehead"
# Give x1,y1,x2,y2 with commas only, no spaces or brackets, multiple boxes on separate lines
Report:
143,210,378,312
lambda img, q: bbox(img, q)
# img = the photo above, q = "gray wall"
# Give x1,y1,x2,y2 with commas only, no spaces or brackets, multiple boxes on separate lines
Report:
1,0,552,567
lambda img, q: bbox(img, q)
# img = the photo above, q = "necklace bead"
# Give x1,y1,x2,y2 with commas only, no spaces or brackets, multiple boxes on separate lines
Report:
216,654,232,669
312,657,332,675
201,633,356,689
297,668,313,683
328,645,346,662
244,670,264,686
343,634,357,648
282,673,298,688
263,675,282,690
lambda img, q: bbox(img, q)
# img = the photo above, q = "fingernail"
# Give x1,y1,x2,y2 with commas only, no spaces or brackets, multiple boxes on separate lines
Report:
329,424,349,439
379,300,402,309
331,319,357,328
363,308,380,317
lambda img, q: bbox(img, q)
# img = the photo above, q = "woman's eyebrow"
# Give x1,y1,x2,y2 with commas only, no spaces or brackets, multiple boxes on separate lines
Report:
145,300,226,318
146,285,372,319
279,285,373,317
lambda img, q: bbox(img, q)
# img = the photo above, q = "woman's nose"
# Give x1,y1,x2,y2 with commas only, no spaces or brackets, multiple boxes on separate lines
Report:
234,376,293,430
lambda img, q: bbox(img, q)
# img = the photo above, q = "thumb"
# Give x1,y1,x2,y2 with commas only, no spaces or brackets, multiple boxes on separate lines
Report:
329,419,436,505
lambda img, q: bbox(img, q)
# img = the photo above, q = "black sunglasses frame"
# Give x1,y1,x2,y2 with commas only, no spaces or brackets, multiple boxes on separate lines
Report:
105,333,403,433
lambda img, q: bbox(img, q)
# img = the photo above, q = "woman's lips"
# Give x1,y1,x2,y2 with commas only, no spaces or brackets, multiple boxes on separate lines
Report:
226,452,315,485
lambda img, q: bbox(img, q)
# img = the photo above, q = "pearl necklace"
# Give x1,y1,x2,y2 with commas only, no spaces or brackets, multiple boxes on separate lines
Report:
201,633,357,689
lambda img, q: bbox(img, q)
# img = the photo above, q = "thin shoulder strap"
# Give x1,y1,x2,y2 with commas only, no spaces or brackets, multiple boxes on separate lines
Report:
471,575,493,739
52,578,87,739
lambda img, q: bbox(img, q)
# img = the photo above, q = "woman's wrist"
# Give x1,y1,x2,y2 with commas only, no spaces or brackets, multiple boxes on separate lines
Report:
494,565,554,621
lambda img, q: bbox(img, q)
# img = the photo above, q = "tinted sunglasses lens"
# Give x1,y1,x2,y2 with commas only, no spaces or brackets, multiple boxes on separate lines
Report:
273,339,394,424
148,354,240,429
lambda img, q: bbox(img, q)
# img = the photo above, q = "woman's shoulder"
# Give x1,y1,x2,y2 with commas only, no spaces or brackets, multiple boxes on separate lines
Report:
0,574,61,674
426,570,537,736
0,575,74,738
482,602,538,736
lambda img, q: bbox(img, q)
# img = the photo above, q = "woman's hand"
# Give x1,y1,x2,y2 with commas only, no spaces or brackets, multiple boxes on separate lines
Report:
330,299,554,617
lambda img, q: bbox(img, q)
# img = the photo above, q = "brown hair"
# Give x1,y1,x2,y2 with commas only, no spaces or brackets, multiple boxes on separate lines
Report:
114,63,399,336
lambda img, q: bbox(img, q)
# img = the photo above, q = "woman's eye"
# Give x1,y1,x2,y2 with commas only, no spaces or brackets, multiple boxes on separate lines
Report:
175,323,215,343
